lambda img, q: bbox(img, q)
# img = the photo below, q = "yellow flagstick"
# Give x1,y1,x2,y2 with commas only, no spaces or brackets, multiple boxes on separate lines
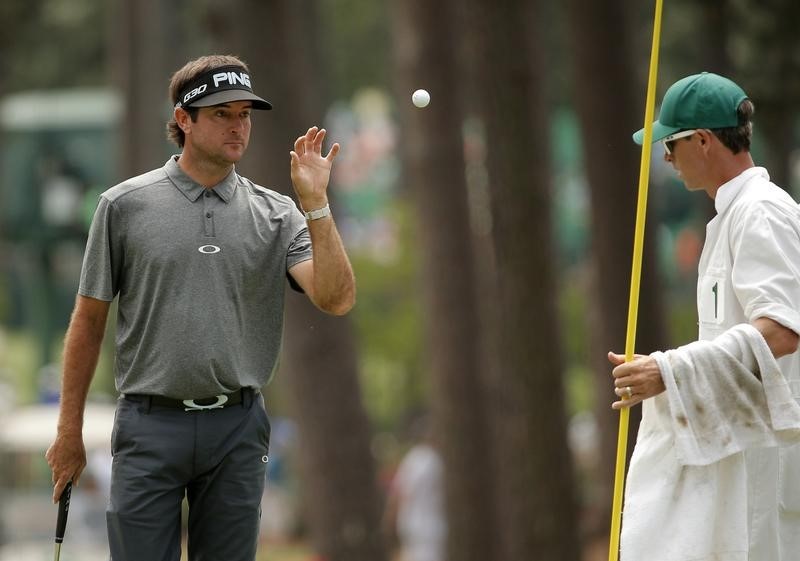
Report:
608,0,664,560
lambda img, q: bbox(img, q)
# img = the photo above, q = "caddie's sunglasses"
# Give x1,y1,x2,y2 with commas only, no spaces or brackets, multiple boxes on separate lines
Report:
662,129,697,155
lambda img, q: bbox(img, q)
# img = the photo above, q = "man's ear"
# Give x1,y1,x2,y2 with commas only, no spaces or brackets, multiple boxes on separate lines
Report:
174,107,191,134
697,129,713,148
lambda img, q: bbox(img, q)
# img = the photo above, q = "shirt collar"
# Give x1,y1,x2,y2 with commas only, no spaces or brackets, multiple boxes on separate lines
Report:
164,155,238,203
714,166,769,216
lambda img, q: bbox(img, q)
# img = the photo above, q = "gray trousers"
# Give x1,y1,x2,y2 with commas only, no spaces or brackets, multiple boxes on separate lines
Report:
107,391,270,561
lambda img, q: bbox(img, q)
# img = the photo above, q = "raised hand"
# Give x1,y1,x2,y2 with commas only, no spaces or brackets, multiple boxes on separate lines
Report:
290,126,340,210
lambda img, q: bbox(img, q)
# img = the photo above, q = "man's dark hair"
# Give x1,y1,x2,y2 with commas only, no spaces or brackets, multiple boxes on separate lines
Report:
711,99,754,155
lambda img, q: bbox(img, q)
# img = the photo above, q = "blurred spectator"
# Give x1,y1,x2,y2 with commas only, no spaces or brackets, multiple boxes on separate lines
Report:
384,418,445,561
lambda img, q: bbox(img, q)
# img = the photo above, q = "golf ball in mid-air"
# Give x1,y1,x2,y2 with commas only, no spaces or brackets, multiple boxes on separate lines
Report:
412,89,430,108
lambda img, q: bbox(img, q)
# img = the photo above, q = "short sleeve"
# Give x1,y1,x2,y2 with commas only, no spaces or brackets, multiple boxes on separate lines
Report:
731,201,800,335
285,204,313,292
78,196,123,301
287,227,313,270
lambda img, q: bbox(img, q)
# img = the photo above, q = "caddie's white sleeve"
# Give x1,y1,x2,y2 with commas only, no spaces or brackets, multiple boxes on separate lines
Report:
730,201,800,335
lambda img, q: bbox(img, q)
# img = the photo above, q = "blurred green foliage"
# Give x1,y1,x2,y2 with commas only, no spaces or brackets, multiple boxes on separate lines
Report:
0,0,106,93
351,200,426,429
0,330,39,402
559,273,592,416
321,0,392,99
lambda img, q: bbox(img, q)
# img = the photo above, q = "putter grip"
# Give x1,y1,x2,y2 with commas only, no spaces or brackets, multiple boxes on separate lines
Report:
55,481,72,544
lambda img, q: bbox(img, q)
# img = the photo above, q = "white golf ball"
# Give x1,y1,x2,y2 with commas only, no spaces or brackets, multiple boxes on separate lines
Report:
412,89,430,108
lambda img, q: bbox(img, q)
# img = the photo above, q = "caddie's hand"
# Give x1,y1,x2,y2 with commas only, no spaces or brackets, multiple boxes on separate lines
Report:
46,432,87,503
608,351,666,409
290,126,340,210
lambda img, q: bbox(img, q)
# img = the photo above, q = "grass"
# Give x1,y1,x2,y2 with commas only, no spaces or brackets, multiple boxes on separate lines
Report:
0,328,40,402
179,540,313,561
257,542,314,561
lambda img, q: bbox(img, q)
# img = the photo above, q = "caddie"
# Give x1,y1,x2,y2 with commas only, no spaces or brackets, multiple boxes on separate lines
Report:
609,72,800,561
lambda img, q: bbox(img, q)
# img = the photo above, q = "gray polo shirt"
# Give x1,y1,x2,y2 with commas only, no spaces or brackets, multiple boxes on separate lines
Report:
79,156,313,398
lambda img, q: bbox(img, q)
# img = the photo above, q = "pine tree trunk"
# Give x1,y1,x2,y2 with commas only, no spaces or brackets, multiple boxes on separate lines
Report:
737,1,800,189
468,0,582,559
109,0,168,176
204,2,387,560
390,1,496,560
565,0,669,543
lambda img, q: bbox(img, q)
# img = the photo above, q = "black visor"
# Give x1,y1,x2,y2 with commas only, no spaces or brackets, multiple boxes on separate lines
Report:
175,65,272,110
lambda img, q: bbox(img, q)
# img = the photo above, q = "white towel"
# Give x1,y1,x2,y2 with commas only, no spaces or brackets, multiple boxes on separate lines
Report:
653,323,800,466
620,324,800,561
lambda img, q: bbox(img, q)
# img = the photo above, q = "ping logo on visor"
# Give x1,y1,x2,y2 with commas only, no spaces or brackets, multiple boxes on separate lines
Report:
213,71,251,89
175,65,272,110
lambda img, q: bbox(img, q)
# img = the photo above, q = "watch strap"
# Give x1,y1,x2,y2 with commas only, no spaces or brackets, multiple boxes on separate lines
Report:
303,204,331,221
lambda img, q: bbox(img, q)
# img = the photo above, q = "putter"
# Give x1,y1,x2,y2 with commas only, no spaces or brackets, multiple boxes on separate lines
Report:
54,481,72,561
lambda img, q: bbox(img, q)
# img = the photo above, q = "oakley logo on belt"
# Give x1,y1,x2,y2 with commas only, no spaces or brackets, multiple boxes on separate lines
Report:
198,245,221,254
183,395,229,411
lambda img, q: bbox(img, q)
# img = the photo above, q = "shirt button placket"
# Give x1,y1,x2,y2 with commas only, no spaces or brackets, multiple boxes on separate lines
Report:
203,190,215,237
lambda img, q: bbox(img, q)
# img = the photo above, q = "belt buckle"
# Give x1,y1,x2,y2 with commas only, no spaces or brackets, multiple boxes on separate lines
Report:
183,394,228,411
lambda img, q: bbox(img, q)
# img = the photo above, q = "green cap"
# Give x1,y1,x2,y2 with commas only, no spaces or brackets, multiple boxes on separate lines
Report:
633,72,748,144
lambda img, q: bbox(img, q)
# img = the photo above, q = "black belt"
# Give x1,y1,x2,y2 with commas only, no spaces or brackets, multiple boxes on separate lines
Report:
124,388,256,411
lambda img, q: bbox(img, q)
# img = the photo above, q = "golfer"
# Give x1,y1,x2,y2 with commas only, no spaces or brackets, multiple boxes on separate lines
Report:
610,72,800,561
46,54,355,560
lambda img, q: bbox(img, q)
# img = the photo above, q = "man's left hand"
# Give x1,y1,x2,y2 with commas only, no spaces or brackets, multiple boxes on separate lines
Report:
608,352,666,409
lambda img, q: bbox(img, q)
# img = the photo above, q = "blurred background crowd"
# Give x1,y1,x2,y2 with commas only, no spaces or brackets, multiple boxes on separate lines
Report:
0,0,798,560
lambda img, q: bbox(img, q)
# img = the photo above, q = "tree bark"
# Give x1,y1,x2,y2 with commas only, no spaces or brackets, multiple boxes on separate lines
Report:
698,0,732,76
203,2,387,560
733,0,800,190
109,0,168,176
389,1,496,561
468,1,582,559
565,0,669,543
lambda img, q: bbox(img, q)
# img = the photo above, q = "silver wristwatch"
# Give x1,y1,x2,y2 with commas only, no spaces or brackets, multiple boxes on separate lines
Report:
303,204,332,221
